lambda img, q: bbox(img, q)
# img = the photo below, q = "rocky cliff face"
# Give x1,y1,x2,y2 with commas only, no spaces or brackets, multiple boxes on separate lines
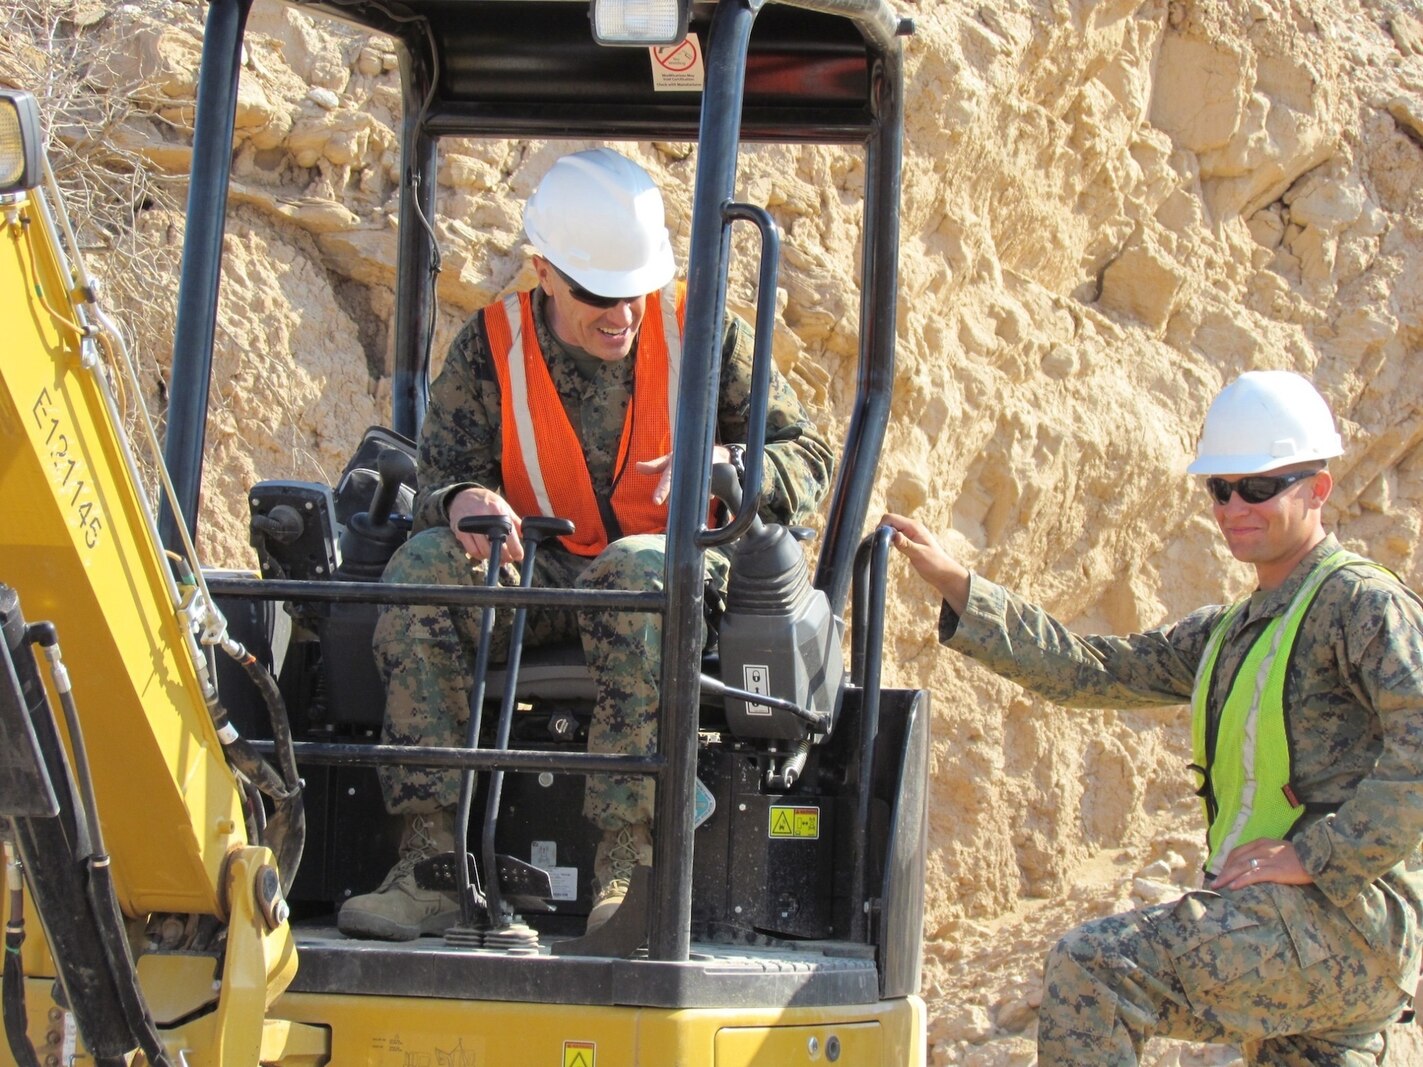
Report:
4,0,1422,1062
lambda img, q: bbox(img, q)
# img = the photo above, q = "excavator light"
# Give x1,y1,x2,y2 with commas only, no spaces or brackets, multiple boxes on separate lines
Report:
590,0,689,46
0,91,43,195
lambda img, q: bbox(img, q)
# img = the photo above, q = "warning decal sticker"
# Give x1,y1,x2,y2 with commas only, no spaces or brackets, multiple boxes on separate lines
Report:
768,805,820,840
649,34,705,92
564,1040,596,1067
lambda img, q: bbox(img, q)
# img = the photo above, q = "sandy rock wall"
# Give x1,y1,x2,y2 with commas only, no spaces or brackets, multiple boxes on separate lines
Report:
885,0,1423,943
5,0,1423,1061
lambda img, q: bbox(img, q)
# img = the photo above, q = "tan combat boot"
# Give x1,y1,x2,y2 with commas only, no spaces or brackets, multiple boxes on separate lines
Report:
338,811,461,940
586,823,652,934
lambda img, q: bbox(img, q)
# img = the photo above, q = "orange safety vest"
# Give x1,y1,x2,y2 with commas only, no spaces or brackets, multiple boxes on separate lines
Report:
483,284,686,557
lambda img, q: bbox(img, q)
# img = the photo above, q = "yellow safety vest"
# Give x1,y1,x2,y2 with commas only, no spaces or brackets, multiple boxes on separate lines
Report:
1190,548,1386,874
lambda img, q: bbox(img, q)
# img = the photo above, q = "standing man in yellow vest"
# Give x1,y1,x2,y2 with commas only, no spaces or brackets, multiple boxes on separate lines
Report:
884,370,1423,1064
338,148,834,940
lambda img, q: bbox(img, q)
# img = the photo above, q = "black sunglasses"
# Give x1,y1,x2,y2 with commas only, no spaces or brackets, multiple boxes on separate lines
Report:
551,264,638,309
1205,468,1320,506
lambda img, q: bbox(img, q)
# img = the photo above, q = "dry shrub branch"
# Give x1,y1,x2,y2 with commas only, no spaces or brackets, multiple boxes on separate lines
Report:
2,0,185,492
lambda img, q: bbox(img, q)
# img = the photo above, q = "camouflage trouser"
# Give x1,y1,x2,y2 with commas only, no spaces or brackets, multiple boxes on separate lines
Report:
373,527,726,832
1038,884,1409,1065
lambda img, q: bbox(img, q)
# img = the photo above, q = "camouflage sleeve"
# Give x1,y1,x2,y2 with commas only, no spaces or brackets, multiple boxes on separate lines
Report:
1293,574,1423,905
940,573,1226,709
412,313,505,531
716,314,835,526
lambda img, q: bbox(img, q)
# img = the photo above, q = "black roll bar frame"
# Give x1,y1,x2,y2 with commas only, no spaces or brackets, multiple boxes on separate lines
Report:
166,0,905,967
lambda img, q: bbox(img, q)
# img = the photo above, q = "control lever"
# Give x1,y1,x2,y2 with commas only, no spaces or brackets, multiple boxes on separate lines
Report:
247,481,339,581
482,516,574,929
250,505,304,544
697,674,827,730
447,514,513,938
365,448,416,529
337,448,416,580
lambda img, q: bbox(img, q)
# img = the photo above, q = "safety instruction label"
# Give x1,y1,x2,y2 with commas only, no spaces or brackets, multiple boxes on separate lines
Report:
530,841,578,901
741,663,772,715
649,34,704,92
768,805,820,840
563,1039,596,1067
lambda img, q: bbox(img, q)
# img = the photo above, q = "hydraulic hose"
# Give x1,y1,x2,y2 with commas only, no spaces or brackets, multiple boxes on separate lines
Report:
223,639,301,793
227,643,305,893
210,702,290,799
28,626,177,1067
213,638,306,895
2,846,41,1067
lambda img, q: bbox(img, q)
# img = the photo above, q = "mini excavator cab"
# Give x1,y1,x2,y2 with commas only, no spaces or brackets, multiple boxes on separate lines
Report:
0,0,932,1060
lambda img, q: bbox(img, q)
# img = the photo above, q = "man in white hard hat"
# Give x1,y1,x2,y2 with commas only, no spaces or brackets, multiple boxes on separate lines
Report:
883,370,1423,1063
337,148,834,941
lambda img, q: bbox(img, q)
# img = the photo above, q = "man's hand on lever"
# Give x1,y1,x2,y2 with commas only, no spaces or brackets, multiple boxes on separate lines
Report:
449,486,525,563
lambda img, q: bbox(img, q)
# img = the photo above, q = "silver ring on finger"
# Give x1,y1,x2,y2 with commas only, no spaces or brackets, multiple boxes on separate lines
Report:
1249,858,1259,871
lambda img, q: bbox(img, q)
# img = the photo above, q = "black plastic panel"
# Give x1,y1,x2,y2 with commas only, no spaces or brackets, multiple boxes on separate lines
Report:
292,0,879,141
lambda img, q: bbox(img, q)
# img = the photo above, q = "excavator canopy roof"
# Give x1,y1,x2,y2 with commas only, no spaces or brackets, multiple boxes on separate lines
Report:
289,0,908,142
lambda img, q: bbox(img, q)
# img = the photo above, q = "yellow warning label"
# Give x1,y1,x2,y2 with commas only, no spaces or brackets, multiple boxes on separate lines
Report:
768,805,819,839
564,1040,596,1067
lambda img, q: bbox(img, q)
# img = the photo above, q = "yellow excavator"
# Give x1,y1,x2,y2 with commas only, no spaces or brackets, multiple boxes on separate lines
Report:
0,0,928,1060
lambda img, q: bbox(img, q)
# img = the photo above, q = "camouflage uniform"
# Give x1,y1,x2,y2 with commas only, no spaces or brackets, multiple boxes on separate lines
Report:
939,535,1423,1065
375,288,833,831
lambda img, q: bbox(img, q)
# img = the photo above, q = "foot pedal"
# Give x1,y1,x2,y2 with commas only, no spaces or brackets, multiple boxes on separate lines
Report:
417,851,554,916
418,852,493,942
551,865,651,959
413,851,472,893
497,853,555,913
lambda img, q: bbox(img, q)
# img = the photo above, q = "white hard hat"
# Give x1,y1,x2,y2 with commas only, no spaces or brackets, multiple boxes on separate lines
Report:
523,148,676,298
1187,370,1344,475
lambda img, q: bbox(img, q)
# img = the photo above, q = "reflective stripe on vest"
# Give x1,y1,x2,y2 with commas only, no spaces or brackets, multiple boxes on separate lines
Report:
484,284,686,557
1190,548,1383,873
